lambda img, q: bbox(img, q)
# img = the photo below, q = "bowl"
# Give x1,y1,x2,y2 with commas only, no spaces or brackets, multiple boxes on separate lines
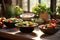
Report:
20,13,35,21
15,21,38,33
3,22,16,28
19,27,34,33
2,18,19,28
39,27,59,35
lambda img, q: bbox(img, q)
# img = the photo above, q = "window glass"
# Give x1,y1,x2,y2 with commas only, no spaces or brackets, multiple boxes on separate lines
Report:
22,0,28,11
41,0,50,7
56,0,60,15
56,0,60,6
56,0,60,9
21,0,51,12
30,0,38,12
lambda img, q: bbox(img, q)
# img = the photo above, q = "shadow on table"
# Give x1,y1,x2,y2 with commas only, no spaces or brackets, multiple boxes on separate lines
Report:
2,28,18,32
40,32,60,40
40,34,53,38
16,32,37,37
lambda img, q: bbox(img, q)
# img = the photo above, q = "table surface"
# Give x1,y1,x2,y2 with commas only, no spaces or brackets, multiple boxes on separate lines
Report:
0,28,60,40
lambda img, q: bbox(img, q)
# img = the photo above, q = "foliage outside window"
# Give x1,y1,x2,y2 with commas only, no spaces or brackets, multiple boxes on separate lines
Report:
17,0,51,12
32,3,52,15
56,0,60,18
30,0,38,12
41,0,50,7
56,0,60,15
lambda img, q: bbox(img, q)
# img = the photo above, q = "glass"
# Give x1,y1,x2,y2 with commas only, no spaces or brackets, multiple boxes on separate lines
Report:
30,0,50,12
12,0,16,6
56,0,60,19
16,0,51,12
41,0,50,7
22,0,28,11
30,0,39,12
56,0,60,11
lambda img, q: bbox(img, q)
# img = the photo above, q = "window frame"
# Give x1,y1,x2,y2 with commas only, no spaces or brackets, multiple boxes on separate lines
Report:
27,0,51,12
50,0,56,13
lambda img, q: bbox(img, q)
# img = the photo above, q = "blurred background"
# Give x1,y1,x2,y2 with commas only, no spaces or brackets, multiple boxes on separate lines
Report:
0,0,59,18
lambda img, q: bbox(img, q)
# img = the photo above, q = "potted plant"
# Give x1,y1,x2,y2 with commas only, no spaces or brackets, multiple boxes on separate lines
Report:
14,6,24,18
32,3,52,21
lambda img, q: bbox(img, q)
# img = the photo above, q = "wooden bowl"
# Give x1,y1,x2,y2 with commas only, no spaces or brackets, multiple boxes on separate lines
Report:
39,27,59,35
3,22,16,28
19,27,34,33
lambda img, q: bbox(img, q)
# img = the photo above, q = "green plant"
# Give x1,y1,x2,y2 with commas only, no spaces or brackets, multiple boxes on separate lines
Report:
14,6,24,17
3,18,23,23
6,5,14,18
32,3,52,15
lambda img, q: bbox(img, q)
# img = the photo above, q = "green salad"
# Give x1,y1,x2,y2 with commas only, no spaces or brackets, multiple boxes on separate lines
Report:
3,18,23,23
31,18,45,24
15,21,38,27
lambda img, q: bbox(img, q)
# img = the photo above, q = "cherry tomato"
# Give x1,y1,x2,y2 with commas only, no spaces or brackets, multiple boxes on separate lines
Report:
48,25,55,29
0,22,3,27
49,19,57,24
41,25,46,29
1,17,6,22
8,20,12,23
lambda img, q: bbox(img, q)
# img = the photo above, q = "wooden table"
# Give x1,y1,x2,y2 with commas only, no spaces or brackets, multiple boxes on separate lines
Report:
0,28,60,40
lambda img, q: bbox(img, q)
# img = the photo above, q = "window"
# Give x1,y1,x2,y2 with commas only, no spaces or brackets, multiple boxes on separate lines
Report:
56,0,60,15
12,0,16,6
41,0,50,7
22,0,28,11
30,0,39,12
56,0,60,10
56,0,60,7
11,0,51,12
16,0,51,12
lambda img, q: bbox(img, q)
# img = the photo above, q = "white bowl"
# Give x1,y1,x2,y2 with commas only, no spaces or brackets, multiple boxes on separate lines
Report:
20,13,35,18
